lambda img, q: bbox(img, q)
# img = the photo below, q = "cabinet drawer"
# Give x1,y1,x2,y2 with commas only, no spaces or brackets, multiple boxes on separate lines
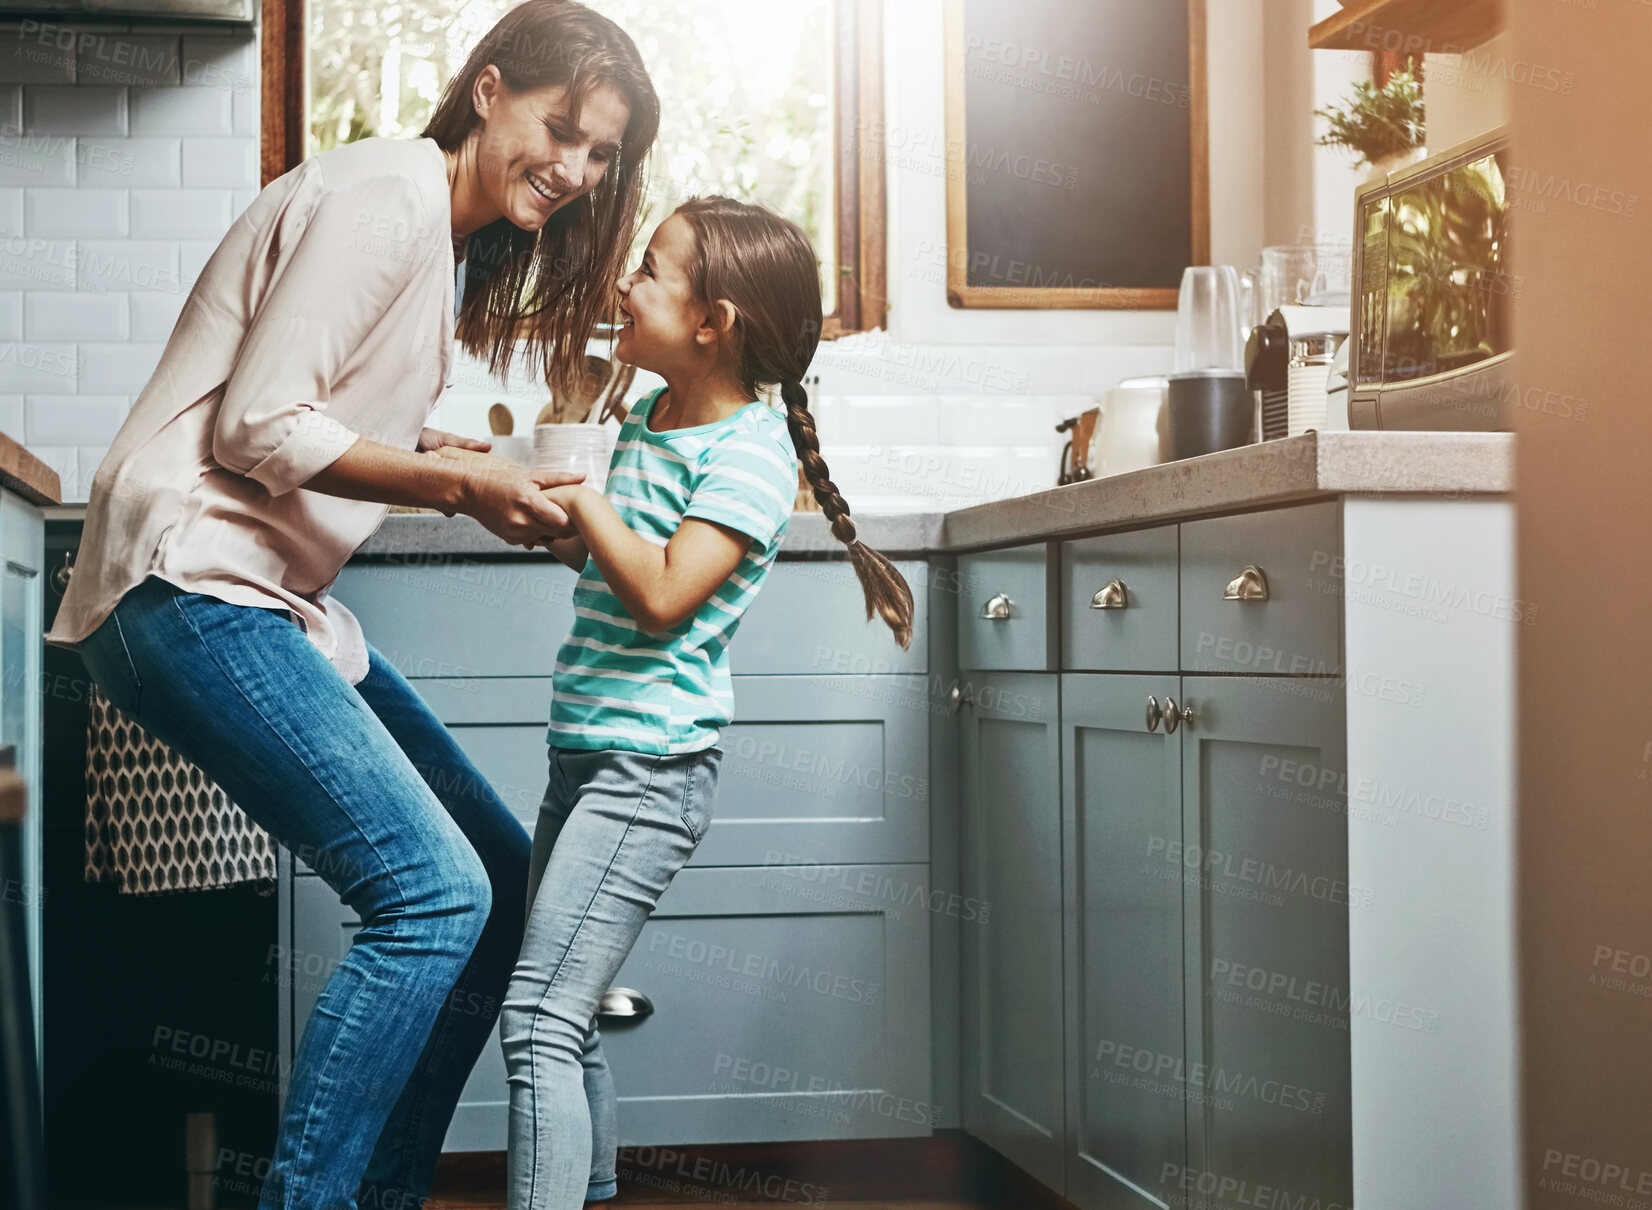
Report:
287,864,934,1150
1061,525,1178,672
337,557,929,681
293,674,929,873
956,544,1053,671
1179,501,1341,674
732,558,929,675
334,560,577,679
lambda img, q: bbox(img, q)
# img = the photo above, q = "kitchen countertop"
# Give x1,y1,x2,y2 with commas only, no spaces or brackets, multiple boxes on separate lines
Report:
44,431,1513,556
0,433,61,507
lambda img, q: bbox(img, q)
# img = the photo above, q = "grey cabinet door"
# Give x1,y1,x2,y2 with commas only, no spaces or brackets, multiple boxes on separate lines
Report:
601,864,933,1145
1178,676,1351,1207
287,863,932,1151
959,670,1065,1192
1061,674,1185,1210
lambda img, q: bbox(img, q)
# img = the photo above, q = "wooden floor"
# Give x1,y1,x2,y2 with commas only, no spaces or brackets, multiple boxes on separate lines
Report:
420,1133,1061,1210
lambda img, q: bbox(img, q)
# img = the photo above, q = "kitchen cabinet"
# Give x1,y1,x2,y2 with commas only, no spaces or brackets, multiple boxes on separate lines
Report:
1061,673,1185,1208
958,504,1352,1209
0,491,44,1061
288,856,933,1148
286,556,936,1152
1178,676,1351,1208
957,669,1065,1193
956,544,1055,671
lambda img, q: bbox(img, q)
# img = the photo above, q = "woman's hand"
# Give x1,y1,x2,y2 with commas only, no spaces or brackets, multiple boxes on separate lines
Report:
417,427,491,454
432,446,586,547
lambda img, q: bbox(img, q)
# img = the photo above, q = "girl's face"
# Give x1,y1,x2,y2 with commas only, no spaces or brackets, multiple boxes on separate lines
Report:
472,66,629,232
614,214,717,373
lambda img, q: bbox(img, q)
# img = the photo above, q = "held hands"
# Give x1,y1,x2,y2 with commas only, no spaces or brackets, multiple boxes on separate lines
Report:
427,444,585,549
417,427,491,454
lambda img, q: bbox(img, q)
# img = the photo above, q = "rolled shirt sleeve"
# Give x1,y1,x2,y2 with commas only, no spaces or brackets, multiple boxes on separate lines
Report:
213,170,434,496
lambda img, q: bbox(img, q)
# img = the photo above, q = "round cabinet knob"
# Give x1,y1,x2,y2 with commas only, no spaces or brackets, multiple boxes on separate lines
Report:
1146,695,1162,732
596,987,654,1020
1222,565,1269,601
1090,579,1129,610
1163,696,1196,733
980,592,1014,620
946,682,974,714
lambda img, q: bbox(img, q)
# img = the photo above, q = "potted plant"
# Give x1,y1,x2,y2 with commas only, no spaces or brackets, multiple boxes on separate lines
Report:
1316,66,1426,182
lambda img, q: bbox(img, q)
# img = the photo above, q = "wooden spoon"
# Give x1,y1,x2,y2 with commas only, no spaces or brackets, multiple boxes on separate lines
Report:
487,403,514,436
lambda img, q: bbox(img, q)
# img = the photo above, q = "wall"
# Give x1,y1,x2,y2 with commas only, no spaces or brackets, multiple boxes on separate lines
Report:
4,3,1348,512
0,19,260,501
1512,0,1652,1205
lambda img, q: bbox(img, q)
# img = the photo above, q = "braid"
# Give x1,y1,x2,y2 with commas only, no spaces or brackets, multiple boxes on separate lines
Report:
780,381,915,650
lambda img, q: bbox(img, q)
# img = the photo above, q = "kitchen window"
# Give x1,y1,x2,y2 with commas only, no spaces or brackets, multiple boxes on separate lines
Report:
259,0,886,338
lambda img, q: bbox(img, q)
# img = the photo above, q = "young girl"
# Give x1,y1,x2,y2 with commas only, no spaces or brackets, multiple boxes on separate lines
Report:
498,196,913,1210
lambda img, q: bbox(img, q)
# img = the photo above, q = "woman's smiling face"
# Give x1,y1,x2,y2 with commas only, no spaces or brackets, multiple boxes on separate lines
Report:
471,66,630,232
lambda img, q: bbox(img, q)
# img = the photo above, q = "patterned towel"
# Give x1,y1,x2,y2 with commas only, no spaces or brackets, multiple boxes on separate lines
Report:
84,688,277,895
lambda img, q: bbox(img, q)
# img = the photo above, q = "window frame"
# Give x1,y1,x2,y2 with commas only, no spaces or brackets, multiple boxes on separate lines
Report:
260,0,887,342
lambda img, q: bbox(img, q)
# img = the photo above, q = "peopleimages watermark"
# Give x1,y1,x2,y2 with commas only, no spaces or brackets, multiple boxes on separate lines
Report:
710,1052,939,1127
1144,836,1376,912
643,930,878,1005
1539,1148,1652,1205
760,850,988,922
617,1146,827,1206
1159,1162,1350,1210
1209,958,1442,1034
1093,1039,1330,1115
1307,550,1538,625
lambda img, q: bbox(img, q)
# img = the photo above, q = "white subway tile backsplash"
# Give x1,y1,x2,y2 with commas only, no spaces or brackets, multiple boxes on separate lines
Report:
0,394,21,441
230,84,256,136
180,136,254,187
23,85,126,135
77,443,110,485
128,290,184,340
26,187,127,237
0,341,76,391
0,292,18,338
76,238,180,292
130,187,231,238
180,36,254,93
131,85,231,136
0,135,74,187
76,340,161,392
0,33,75,85
178,237,217,285
78,136,179,186
817,395,939,446
75,33,180,88
0,188,19,233
0,239,73,289
25,289,126,340
25,393,125,442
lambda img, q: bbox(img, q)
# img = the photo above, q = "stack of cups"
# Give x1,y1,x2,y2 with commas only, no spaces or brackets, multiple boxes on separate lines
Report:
533,423,614,490
1286,363,1330,436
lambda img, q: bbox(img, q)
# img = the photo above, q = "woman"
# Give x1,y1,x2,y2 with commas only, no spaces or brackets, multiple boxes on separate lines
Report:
45,3,659,1207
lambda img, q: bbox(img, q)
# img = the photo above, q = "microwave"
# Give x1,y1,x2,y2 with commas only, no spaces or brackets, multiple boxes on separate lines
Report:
1349,128,1514,431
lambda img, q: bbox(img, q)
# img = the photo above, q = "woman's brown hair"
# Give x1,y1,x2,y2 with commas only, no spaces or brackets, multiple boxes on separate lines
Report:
673,196,915,651
422,0,659,399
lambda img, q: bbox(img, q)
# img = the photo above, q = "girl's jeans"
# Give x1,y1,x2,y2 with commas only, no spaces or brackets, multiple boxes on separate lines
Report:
77,575,531,1210
501,743,720,1209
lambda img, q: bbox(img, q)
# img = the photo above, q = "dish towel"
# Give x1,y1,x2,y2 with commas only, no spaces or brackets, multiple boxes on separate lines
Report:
84,687,277,895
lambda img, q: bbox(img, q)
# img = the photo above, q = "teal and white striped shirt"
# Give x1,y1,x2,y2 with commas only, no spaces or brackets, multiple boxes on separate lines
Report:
547,386,799,754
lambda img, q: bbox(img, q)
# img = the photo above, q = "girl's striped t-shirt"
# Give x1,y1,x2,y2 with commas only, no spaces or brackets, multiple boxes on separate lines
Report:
547,386,800,755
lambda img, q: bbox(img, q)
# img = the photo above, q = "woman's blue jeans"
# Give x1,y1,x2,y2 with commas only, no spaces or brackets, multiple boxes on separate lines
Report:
77,575,531,1210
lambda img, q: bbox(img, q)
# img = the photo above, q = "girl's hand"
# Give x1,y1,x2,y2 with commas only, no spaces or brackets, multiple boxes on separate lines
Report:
418,427,492,454
434,446,586,546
